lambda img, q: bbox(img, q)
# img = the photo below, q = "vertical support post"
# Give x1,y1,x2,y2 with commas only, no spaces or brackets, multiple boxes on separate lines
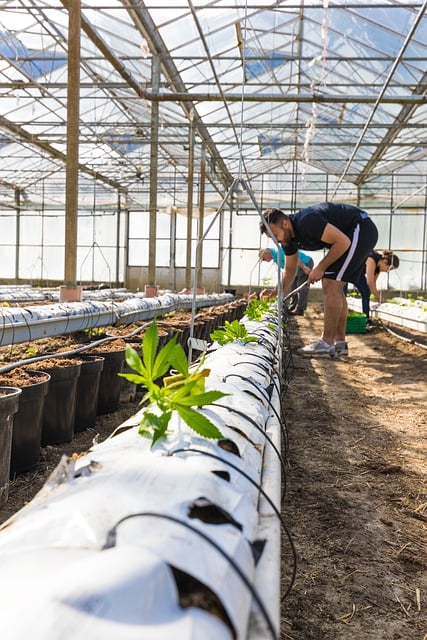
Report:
227,203,233,287
423,187,427,291
170,208,177,291
186,110,195,288
64,0,81,288
388,173,394,295
116,191,123,287
14,188,20,281
196,143,206,287
148,54,160,288
123,192,131,289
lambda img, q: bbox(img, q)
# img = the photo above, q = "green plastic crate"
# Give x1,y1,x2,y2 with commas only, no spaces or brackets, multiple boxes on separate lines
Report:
346,313,367,334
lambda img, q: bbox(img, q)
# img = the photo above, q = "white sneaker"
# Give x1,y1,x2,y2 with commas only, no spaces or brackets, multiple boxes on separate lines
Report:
335,341,349,356
299,340,336,358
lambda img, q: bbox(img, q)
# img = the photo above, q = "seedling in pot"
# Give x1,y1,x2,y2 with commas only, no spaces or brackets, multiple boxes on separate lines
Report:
210,319,259,346
245,297,276,322
119,322,227,446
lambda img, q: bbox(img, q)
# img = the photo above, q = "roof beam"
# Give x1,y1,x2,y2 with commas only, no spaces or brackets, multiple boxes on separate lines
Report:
0,115,122,191
141,91,425,104
122,0,234,188
357,71,427,184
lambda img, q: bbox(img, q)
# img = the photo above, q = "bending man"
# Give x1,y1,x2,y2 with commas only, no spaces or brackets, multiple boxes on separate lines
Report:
260,203,378,357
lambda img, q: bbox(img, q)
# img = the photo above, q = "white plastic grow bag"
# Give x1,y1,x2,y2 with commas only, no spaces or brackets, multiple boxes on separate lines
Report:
0,315,283,640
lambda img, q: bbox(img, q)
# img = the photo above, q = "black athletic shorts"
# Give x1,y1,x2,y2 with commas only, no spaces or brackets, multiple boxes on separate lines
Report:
323,217,378,285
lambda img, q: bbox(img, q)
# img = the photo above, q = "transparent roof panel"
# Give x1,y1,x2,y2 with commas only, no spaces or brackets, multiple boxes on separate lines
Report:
0,0,425,210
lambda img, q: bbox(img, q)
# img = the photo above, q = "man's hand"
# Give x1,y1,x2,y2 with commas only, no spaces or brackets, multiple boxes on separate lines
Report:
260,288,277,300
307,265,325,284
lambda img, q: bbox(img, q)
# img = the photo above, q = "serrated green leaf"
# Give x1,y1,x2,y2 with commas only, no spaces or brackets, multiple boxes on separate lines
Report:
140,409,171,446
151,334,179,379
210,327,230,344
169,342,189,377
124,345,147,377
173,390,228,407
176,405,223,440
142,322,159,379
118,372,149,386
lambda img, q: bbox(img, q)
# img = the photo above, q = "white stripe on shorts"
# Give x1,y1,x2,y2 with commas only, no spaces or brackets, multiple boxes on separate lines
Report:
336,223,360,281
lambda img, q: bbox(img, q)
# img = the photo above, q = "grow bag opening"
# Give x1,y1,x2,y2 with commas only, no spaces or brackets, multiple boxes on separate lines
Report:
211,469,231,482
171,566,237,640
188,497,243,531
217,439,240,457
225,425,258,449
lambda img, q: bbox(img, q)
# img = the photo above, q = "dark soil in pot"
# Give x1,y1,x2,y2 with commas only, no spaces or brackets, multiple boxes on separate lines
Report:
0,368,51,476
77,339,126,415
27,358,82,446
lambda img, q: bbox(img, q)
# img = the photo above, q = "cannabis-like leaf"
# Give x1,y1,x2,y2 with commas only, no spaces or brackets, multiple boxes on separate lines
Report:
119,322,227,446
210,319,259,345
245,297,276,321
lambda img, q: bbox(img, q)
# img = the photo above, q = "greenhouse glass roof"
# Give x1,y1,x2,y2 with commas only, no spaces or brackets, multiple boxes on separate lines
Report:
0,0,425,212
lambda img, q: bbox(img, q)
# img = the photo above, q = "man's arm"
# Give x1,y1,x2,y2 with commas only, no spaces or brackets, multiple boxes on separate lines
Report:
365,256,380,301
307,223,350,283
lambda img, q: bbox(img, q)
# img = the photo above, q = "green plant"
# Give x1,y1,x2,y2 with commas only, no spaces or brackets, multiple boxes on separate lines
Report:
245,297,275,321
83,327,107,339
119,322,226,446
210,319,259,345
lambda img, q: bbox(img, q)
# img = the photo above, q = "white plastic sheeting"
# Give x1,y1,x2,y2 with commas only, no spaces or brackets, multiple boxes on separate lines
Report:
346,296,427,333
0,311,283,639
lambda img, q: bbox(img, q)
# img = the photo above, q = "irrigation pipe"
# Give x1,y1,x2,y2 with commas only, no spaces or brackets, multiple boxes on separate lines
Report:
212,402,287,500
169,447,297,600
102,511,279,640
222,373,289,458
379,320,427,350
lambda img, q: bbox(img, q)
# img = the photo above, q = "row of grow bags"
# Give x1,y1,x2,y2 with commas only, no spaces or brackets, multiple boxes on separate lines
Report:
0,307,290,639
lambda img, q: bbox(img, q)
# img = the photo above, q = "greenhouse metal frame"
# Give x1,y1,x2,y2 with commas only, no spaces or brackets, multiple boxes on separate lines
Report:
0,0,426,292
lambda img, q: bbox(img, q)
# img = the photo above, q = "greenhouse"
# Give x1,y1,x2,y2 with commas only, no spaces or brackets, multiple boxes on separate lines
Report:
0,2,426,640
0,0,425,293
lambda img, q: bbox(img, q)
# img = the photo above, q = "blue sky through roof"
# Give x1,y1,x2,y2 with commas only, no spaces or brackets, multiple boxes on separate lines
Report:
0,31,66,80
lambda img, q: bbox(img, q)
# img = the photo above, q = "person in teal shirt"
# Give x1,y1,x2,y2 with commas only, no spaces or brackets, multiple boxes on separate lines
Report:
259,247,313,315
259,246,285,268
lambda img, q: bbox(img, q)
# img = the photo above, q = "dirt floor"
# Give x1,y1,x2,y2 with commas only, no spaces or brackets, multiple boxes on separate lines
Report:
280,304,426,640
0,303,426,640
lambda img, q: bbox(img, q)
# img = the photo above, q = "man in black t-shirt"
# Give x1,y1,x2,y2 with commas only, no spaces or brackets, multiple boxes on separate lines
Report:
260,203,378,357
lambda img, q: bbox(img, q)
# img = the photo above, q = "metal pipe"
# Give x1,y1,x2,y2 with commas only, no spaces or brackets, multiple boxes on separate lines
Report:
64,0,81,286
331,0,427,197
141,90,425,104
148,55,160,287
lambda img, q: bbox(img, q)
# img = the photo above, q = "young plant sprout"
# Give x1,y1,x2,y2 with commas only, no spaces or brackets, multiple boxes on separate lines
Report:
210,319,259,345
119,322,226,446
245,297,276,321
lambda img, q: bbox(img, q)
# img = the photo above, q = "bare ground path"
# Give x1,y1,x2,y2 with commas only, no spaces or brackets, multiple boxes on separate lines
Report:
280,304,426,640
0,305,425,640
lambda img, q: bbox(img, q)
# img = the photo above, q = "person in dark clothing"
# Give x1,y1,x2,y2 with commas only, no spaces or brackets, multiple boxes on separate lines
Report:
350,250,400,325
260,202,378,357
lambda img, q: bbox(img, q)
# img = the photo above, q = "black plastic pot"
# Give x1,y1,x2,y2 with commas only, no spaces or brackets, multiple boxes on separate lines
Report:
90,348,125,415
0,387,22,505
40,361,81,445
74,355,104,432
10,371,51,476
